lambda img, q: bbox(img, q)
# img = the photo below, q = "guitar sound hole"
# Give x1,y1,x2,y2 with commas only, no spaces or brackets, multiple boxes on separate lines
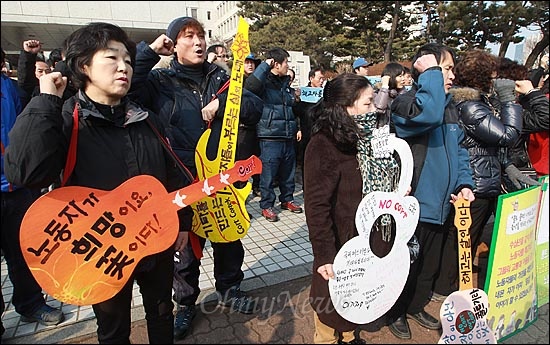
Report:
369,214,396,259
455,310,476,334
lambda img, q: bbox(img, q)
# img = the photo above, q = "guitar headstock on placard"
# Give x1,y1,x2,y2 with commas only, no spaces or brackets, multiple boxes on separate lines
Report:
438,198,496,344
231,17,250,60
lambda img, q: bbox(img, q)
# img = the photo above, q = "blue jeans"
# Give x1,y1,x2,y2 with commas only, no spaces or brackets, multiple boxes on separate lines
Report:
258,140,297,210
1,188,45,316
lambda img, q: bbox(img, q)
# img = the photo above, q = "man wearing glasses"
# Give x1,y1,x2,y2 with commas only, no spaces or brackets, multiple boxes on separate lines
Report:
206,44,230,72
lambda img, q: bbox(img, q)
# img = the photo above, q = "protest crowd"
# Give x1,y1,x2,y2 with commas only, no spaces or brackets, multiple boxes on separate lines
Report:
1,5,549,344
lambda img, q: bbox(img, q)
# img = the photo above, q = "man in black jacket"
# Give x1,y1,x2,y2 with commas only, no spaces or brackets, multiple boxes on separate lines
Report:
293,67,326,186
129,16,263,341
17,40,51,102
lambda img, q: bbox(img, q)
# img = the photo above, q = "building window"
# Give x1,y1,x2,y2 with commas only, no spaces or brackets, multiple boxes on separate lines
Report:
191,8,197,19
207,11,211,20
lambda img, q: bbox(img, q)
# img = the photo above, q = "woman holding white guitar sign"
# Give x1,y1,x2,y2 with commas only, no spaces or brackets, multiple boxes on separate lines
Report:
304,73,375,344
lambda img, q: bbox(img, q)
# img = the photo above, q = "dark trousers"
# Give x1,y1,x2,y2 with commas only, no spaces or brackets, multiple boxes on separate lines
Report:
93,251,174,344
296,136,310,186
433,197,497,295
173,236,244,305
258,140,297,209
1,189,45,316
388,218,451,320
236,125,260,192
252,174,260,191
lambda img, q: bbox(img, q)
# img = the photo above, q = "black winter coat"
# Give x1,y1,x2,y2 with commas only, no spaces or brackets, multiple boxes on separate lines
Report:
449,87,523,197
4,91,187,271
244,62,298,140
5,92,183,193
130,42,263,176
509,90,550,169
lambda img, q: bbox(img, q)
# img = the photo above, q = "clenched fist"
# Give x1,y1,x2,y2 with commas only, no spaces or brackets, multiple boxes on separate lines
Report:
39,72,67,98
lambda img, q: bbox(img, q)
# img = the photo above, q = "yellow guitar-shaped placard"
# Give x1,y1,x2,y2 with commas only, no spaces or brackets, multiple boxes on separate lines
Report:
191,17,253,242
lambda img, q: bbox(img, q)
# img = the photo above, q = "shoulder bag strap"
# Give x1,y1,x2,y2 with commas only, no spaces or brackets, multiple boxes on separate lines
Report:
61,102,79,187
145,117,196,184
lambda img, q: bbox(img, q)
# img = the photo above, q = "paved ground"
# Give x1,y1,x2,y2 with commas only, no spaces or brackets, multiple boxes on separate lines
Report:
1,174,548,344
3,270,548,344
53,276,550,344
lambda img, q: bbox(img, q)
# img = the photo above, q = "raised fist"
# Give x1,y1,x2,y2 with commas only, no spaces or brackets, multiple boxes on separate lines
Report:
23,40,42,54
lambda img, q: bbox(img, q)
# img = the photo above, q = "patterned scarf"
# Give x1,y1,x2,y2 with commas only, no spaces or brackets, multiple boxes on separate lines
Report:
352,112,400,242
353,112,400,195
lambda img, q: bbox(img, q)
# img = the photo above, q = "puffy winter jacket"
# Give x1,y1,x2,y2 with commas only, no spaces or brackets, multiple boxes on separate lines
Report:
449,87,523,197
508,89,549,169
244,62,298,140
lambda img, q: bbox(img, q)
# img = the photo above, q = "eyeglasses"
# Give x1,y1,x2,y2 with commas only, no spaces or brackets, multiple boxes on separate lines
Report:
217,54,228,59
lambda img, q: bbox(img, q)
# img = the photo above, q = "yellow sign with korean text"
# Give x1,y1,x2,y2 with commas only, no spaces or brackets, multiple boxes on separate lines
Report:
535,175,549,306
484,186,541,341
191,17,254,242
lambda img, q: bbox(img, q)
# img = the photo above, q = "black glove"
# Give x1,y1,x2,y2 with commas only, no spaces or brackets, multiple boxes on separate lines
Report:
504,164,541,190
493,78,516,103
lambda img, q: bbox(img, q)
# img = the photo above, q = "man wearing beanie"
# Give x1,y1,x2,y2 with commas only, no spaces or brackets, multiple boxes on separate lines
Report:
129,16,263,341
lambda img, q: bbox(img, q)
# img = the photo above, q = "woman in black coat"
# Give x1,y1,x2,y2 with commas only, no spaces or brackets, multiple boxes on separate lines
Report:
304,73,375,344
5,22,187,344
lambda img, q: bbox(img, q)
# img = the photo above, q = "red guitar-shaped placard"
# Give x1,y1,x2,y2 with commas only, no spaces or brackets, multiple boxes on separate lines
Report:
19,156,262,306
438,198,496,344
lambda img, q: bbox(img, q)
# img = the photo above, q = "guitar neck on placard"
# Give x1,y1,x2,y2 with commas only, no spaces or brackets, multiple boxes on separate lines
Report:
168,155,261,210
438,197,496,344
454,198,473,291
214,17,250,170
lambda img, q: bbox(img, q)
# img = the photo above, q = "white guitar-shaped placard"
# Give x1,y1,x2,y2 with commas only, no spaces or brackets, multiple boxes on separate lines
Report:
329,135,419,324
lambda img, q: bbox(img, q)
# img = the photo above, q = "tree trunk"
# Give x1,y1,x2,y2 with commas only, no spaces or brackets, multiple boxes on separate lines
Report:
385,1,400,62
524,33,549,69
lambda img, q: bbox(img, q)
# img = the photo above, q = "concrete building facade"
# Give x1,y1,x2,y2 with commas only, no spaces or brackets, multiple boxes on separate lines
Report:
1,1,311,86
0,1,235,62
